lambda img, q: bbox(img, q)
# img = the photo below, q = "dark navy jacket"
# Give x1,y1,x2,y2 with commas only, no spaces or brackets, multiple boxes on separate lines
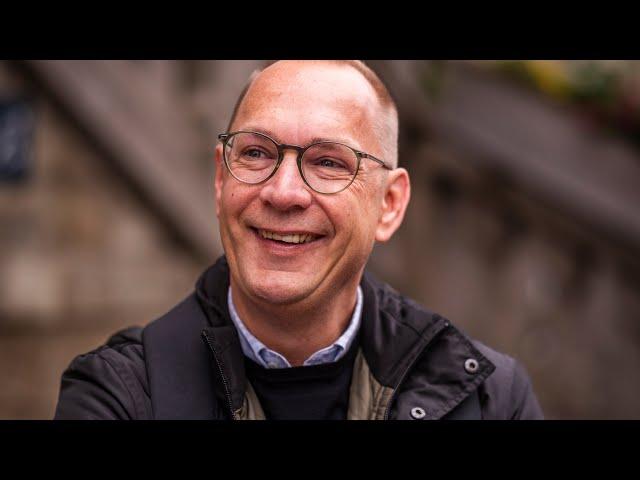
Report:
54,256,543,420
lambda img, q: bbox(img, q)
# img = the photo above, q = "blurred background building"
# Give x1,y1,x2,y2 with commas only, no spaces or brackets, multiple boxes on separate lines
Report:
0,60,639,419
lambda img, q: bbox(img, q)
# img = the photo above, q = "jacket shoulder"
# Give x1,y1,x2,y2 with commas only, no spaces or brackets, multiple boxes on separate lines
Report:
472,341,544,420
54,326,151,420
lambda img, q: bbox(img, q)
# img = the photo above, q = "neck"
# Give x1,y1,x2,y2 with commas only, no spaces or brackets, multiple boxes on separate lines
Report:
230,279,361,367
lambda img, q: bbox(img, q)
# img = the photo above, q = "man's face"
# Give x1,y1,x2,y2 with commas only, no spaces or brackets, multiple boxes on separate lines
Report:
215,61,389,307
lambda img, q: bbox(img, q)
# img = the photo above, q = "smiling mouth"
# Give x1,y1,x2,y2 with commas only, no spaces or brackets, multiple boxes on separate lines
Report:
254,228,321,245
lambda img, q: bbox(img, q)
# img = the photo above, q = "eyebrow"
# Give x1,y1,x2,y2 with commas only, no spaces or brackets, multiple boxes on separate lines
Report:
238,125,362,151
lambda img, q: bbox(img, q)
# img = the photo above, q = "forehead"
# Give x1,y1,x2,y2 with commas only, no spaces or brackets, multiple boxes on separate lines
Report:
233,61,381,148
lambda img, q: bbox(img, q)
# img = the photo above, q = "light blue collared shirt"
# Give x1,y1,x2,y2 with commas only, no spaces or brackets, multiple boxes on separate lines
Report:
228,286,363,369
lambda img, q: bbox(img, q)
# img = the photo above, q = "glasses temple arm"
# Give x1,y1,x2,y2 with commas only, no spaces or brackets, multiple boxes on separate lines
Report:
360,152,392,170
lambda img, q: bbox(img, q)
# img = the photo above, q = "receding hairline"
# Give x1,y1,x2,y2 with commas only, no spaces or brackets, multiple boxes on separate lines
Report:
225,60,399,167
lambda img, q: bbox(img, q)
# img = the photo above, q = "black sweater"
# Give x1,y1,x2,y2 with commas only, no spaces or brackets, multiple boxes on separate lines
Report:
244,336,360,420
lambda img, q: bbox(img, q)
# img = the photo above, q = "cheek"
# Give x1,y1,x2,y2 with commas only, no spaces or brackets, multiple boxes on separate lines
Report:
330,191,380,247
222,183,249,212
219,185,251,237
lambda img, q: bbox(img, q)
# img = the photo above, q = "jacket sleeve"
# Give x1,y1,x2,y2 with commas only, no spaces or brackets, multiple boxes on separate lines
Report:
509,360,544,420
54,349,134,419
474,341,544,420
54,329,150,420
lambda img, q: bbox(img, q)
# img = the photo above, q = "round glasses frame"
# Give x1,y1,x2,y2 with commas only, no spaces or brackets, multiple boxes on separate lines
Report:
218,131,392,194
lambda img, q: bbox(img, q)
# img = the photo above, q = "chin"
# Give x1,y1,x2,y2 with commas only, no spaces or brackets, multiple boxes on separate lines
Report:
246,271,316,306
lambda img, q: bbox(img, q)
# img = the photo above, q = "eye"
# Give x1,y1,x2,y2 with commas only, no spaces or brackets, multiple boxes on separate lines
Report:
317,158,347,169
244,148,267,158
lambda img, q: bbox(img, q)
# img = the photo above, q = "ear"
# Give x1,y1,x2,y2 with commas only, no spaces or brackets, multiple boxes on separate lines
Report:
214,143,225,218
375,168,411,243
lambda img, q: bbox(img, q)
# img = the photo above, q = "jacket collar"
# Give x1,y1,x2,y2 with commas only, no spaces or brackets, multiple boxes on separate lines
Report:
358,272,496,419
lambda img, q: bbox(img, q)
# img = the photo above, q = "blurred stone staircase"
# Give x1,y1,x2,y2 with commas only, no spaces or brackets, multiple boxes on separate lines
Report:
17,60,240,262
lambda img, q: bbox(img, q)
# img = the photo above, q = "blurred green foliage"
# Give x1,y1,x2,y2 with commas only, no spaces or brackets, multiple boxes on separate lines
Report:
485,61,640,147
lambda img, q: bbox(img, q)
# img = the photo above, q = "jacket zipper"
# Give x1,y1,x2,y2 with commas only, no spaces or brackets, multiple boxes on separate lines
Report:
202,330,237,420
383,320,449,420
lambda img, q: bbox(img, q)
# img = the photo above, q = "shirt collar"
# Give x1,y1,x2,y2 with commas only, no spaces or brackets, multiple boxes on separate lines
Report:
227,286,363,369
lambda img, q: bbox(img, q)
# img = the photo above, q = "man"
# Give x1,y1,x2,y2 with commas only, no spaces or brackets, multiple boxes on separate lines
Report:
54,60,543,420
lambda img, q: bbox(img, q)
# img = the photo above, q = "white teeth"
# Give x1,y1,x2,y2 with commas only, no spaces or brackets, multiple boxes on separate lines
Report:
258,230,316,244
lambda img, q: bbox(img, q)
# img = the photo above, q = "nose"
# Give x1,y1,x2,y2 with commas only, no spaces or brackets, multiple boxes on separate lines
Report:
258,150,313,211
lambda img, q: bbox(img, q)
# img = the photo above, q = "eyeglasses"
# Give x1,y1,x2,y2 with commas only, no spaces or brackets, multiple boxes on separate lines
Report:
218,131,392,194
